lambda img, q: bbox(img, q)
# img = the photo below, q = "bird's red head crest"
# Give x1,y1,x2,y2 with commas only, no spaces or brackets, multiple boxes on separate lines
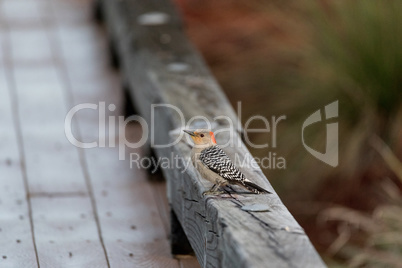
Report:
210,131,216,144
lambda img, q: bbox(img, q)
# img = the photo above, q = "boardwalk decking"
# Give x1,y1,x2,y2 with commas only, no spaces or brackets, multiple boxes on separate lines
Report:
0,0,199,267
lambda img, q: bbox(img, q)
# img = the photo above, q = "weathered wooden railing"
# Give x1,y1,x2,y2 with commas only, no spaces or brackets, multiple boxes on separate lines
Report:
96,0,326,267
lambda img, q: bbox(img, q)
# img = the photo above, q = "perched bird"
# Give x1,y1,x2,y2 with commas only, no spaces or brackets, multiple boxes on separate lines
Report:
183,129,271,196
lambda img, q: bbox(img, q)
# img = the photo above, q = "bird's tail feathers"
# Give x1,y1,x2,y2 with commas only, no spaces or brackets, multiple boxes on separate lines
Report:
244,180,272,194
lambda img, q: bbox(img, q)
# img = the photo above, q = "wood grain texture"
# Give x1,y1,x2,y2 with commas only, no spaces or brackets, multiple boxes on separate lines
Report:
100,0,326,267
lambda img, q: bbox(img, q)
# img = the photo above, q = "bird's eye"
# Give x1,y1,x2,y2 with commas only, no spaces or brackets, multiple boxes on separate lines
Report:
200,134,204,137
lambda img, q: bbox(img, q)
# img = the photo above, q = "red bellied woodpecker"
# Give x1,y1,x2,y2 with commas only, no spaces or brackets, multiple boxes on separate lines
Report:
183,129,272,196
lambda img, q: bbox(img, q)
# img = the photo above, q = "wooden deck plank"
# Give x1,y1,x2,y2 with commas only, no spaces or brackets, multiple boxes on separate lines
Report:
12,64,89,194
0,0,47,26
151,181,172,236
30,197,109,268
9,27,53,63
1,0,112,266
83,145,181,268
48,0,199,265
1,0,200,266
61,62,183,266
0,61,38,268
0,29,4,61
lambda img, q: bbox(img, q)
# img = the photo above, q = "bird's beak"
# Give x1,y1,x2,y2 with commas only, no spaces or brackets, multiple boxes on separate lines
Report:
183,130,196,137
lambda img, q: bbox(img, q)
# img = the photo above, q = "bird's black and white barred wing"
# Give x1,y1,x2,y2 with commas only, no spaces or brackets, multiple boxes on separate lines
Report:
199,145,271,194
199,145,246,183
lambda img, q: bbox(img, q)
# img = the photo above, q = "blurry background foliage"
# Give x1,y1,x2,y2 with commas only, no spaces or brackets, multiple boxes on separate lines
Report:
174,0,402,266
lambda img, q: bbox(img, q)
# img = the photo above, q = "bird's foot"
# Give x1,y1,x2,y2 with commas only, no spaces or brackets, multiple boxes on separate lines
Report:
202,189,225,196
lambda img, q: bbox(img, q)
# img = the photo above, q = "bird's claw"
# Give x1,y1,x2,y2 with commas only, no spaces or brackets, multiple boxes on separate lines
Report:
202,190,225,196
